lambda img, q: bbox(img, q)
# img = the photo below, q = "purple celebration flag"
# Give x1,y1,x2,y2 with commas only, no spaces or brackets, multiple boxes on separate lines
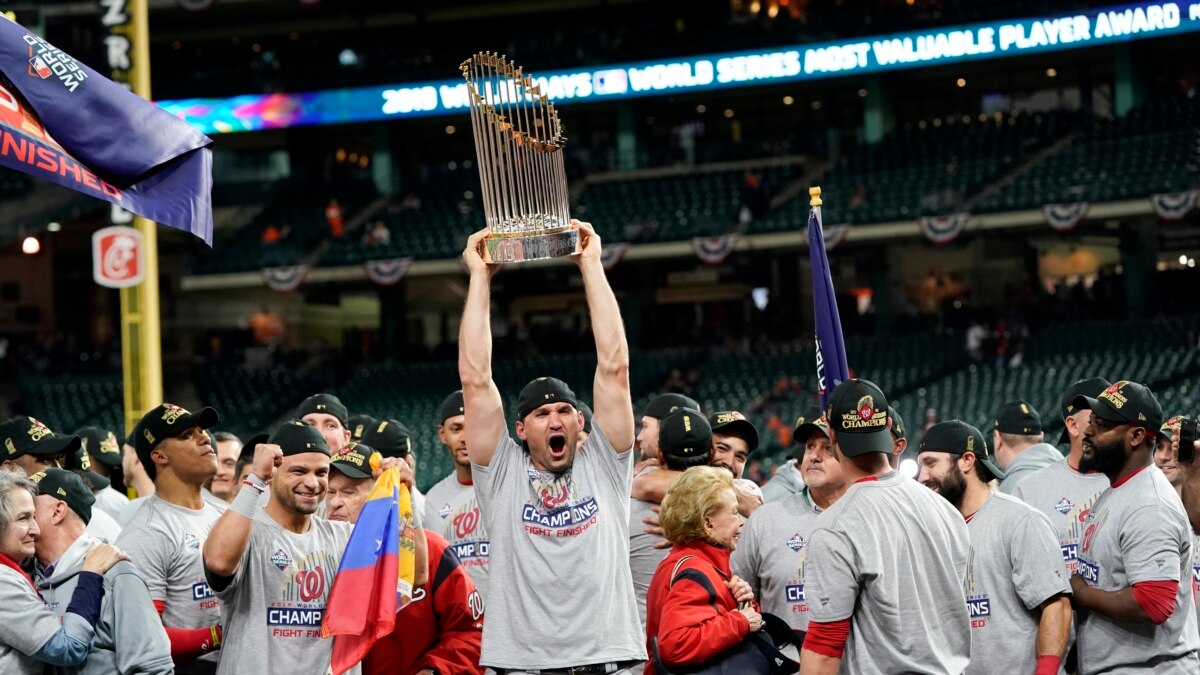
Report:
0,17,213,244
807,193,850,408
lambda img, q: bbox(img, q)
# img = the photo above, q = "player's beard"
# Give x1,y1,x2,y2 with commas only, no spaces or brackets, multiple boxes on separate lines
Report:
1080,435,1125,476
925,462,967,508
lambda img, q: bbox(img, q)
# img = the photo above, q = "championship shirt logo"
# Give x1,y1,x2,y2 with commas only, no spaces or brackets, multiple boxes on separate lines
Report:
1055,497,1074,515
271,548,293,571
438,503,452,519
21,33,88,92
184,533,200,550
786,533,805,552
1081,523,1098,553
268,551,338,636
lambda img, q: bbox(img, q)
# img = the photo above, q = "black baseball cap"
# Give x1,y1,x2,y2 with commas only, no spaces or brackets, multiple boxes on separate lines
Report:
659,408,713,467
30,468,95,524
1160,415,1183,440
0,417,81,461
517,377,578,421
269,420,331,457
74,426,123,468
439,391,465,424
1059,377,1111,443
709,411,759,452
132,404,219,480
346,414,377,442
1073,380,1163,437
644,393,702,420
297,394,349,427
993,400,1042,435
331,442,374,479
359,418,413,459
919,420,1005,480
579,401,593,435
792,406,830,444
888,406,907,440
60,446,111,491
826,379,892,457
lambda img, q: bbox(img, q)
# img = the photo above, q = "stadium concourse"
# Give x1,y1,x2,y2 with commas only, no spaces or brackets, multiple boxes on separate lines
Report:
3,0,1200,673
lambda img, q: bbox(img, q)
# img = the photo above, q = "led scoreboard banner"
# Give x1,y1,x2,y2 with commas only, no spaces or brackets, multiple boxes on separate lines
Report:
160,1,1200,134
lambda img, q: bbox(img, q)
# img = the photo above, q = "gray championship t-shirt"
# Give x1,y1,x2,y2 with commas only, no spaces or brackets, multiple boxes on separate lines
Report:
207,511,353,675
93,485,131,522
759,459,805,504
115,495,224,672
471,421,646,670
1193,533,1200,640
629,465,670,631
1075,466,1200,673
423,472,490,598
1010,459,1109,573
0,565,63,675
805,472,971,674
731,489,823,633
963,493,1071,675
997,443,1064,496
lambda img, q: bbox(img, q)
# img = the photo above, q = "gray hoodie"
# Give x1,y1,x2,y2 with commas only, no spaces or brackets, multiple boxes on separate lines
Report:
761,459,806,503
35,535,173,675
998,442,1064,496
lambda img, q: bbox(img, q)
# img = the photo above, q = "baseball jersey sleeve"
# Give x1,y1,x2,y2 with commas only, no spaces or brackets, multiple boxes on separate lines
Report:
416,546,486,675
730,514,762,598
583,420,634,498
1121,505,1187,584
470,435,517,519
1009,510,1072,610
116,525,172,603
804,528,860,623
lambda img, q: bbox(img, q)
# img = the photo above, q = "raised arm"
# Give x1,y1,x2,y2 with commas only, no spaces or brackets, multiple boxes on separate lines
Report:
573,221,634,450
459,228,507,467
204,443,281,580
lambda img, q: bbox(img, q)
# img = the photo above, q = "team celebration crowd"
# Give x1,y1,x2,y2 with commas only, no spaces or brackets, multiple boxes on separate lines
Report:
0,222,1198,674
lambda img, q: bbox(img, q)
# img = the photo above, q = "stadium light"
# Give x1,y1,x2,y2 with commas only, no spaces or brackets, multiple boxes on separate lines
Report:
22,236,40,255
899,458,919,480
47,222,61,233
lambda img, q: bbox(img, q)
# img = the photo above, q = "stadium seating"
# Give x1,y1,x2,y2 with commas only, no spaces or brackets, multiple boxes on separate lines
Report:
194,179,377,274
978,95,1200,212
192,364,326,440
16,375,124,437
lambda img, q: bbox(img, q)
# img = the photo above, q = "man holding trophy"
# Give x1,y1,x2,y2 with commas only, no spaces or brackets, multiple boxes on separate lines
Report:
457,53,646,675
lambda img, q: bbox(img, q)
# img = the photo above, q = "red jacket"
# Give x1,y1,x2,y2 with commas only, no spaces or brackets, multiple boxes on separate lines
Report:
362,531,485,675
644,539,756,675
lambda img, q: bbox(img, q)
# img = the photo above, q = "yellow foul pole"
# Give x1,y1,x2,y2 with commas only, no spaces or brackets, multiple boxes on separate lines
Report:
108,0,163,437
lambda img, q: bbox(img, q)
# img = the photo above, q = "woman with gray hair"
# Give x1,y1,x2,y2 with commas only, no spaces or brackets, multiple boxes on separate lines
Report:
0,468,128,674
643,465,762,674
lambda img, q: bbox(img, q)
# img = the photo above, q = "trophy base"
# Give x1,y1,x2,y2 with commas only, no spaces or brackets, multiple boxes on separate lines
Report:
483,229,579,264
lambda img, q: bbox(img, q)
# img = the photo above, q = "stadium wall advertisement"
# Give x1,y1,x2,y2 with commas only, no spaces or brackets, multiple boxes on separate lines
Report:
159,1,1200,134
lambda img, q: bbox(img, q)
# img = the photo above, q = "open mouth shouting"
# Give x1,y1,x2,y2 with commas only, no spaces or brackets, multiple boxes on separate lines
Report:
548,433,568,460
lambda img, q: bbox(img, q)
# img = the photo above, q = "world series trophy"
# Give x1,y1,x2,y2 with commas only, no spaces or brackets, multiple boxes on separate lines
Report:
461,53,579,263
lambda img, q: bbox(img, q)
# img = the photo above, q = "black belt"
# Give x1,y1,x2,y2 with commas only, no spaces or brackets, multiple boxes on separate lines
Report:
497,659,642,675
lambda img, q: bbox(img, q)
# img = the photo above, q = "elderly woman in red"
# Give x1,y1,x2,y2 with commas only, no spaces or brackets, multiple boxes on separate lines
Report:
644,465,762,674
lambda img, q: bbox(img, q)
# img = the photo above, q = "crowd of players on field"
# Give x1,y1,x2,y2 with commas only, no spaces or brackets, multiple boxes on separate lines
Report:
0,222,1198,675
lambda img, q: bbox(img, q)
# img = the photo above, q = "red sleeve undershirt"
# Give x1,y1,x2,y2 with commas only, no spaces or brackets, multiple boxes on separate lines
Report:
803,618,851,658
1035,655,1063,675
154,600,222,657
1130,580,1178,625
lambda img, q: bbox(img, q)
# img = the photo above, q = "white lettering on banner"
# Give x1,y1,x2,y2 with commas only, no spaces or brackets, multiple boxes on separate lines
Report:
627,61,714,92
438,83,469,110
381,86,438,115
99,0,127,27
104,35,131,70
1095,4,1181,37
1192,4,1200,21
533,73,593,100
715,52,801,83
803,43,870,74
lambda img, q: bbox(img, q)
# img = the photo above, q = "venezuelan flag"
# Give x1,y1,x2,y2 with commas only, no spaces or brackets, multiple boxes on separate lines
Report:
322,466,417,675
